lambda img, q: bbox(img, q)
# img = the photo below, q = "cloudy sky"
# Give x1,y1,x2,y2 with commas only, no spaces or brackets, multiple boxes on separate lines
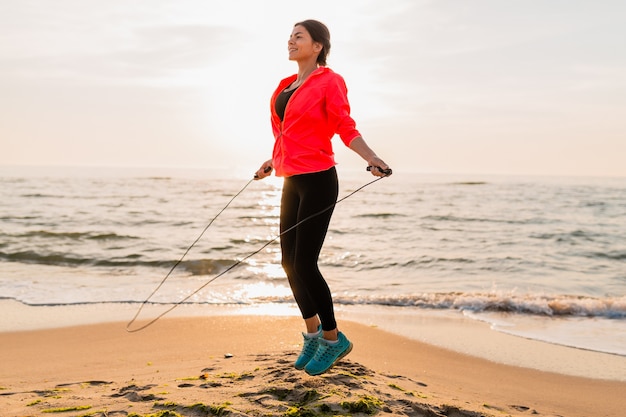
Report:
2,0,625,177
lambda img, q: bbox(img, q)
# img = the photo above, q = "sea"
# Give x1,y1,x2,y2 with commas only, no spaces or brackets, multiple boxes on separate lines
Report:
1,165,625,359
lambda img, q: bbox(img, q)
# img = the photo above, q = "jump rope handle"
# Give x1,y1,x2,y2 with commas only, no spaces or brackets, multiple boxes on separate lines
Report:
254,166,273,179
367,166,393,176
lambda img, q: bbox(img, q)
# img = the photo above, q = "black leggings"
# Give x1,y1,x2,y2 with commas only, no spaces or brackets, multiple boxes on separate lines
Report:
280,167,338,331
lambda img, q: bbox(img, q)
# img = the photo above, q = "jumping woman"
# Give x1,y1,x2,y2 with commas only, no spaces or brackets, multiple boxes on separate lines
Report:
255,19,391,375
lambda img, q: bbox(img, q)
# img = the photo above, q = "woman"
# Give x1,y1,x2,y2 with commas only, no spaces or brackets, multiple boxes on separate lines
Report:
255,19,391,376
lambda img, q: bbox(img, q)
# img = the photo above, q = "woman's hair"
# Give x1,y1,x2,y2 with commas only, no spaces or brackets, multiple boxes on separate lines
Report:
294,20,331,66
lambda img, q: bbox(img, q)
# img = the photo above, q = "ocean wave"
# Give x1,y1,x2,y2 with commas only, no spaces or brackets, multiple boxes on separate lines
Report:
0,250,242,275
146,176,173,181
421,214,557,226
350,293,626,319
355,213,407,219
530,230,600,243
0,215,38,221
448,181,488,186
330,256,477,270
257,292,626,320
181,258,240,275
19,193,61,198
9,292,624,320
585,251,626,261
13,230,139,241
0,250,167,268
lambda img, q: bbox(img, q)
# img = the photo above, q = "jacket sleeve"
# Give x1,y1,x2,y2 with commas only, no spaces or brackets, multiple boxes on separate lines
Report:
326,73,361,146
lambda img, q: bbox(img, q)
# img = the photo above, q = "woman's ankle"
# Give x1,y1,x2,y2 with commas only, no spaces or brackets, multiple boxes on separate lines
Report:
322,329,338,341
304,317,321,334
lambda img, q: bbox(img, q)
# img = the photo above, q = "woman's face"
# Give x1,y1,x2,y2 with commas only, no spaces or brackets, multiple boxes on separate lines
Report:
287,25,321,62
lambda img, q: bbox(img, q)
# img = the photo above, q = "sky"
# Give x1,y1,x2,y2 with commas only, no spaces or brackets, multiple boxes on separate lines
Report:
1,0,625,177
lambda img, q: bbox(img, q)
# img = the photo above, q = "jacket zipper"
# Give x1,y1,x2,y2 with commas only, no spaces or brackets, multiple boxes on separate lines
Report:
274,68,324,170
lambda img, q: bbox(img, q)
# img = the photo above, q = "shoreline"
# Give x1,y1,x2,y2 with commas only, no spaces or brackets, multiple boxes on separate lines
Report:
1,299,625,382
1,314,625,417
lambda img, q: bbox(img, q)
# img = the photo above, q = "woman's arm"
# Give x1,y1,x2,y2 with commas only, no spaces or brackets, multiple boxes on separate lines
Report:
349,137,392,176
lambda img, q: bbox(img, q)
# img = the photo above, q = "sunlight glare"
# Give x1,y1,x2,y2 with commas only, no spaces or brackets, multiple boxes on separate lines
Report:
232,281,291,301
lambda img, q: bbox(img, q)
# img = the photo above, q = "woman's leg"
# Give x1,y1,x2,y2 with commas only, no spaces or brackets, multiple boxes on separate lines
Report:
280,168,339,336
280,168,353,374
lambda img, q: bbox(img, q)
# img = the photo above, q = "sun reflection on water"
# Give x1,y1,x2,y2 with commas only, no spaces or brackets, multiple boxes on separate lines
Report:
253,181,281,228
246,258,285,279
232,281,291,301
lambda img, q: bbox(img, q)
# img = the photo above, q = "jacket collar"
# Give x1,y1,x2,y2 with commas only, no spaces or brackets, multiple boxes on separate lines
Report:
279,66,331,89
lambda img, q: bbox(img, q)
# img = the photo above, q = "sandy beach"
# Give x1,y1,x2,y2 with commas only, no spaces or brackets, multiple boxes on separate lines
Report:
1,313,625,417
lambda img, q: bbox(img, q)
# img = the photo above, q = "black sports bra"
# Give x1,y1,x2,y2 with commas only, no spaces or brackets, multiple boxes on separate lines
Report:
275,86,298,121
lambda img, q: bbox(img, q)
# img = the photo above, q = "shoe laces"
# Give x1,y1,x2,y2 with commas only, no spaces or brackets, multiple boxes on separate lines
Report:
301,335,319,356
314,339,344,360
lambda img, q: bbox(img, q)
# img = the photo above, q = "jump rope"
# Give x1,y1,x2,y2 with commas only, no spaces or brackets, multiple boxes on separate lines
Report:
126,165,392,333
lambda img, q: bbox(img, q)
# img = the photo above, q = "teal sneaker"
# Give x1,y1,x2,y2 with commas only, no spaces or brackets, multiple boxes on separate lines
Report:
304,332,353,376
294,327,321,370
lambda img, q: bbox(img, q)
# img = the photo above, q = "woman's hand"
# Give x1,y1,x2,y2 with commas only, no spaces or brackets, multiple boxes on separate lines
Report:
367,156,392,177
254,160,273,180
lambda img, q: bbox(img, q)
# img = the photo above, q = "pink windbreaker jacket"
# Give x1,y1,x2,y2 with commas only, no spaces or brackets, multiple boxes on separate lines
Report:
270,67,361,177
